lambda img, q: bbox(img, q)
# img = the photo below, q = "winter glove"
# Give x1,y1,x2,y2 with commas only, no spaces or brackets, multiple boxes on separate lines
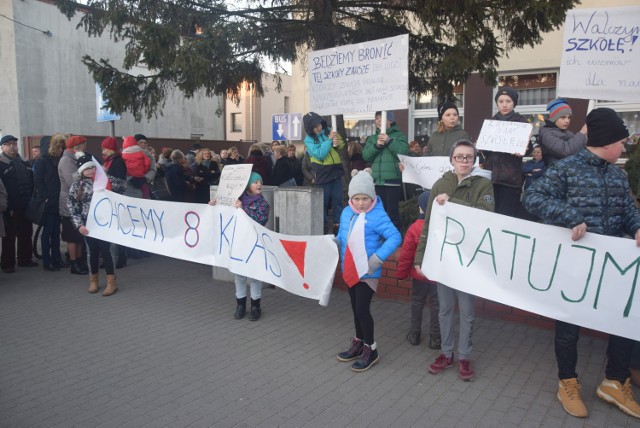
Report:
367,254,383,275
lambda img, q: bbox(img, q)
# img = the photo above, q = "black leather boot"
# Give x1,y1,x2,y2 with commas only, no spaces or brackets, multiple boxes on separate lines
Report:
234,297,246,319
351,343,379,372
70,260,88,275
248,298,261,321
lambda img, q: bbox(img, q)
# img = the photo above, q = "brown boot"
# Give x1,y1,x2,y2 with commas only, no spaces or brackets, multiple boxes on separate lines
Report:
103,274,117,297
88,274,99,293
631,368,640,388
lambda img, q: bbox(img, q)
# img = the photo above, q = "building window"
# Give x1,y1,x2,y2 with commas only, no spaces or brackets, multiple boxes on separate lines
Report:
496,72,558,140
231,113,242,132
413,87,464,143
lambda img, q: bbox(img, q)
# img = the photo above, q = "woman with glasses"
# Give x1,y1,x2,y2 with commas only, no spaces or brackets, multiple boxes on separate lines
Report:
413,140,494,381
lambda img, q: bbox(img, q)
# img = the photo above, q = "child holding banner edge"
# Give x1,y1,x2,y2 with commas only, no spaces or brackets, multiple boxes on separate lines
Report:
68,153,126,296
414,140,495,381
336,170,401,372
523,108,640,419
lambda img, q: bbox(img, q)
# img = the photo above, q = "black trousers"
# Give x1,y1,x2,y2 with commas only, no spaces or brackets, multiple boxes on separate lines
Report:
85,236,114,275
348,282,375,346
1,208,33,268
375,185,402,230
555,320,634,383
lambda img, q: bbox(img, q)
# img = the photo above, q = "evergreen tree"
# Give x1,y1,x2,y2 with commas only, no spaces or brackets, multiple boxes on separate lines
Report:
57,0,578,120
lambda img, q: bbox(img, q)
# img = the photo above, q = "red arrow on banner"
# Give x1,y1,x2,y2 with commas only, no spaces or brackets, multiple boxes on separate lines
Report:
279,240,310,289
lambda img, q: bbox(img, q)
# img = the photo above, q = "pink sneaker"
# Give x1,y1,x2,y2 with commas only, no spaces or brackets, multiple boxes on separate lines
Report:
459,359,474,381
429,353,453,374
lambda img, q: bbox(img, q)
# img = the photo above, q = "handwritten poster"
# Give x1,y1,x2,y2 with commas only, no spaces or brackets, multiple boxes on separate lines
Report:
215,164,253,206
558,7,640,102
308,34,409,115
86,189,338,305
475,120,533,155
423,202,640,341
399,155,453,189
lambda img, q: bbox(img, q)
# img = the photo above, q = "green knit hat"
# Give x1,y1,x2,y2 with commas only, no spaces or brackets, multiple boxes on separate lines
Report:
247,171,263,190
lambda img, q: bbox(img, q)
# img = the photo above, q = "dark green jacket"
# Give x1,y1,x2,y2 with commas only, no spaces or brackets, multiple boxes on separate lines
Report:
414,170,494,265
362,124,408,184
424,125,470,157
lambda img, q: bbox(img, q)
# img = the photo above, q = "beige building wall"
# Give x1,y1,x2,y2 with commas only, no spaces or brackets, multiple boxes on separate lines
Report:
497,0,638,73
225,73,292,143
0,1,21,141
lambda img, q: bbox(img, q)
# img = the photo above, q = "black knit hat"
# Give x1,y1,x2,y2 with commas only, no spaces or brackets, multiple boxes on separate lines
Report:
437,102,458,121
495,87,518,107
134,134,147,142
586,108,629,147
75,153,96,174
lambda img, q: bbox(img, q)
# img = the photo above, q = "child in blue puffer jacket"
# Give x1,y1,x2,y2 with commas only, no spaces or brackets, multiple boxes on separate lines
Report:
335,169,401,372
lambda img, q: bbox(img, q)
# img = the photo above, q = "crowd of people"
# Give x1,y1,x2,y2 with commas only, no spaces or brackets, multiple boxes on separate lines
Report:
1,87,639,420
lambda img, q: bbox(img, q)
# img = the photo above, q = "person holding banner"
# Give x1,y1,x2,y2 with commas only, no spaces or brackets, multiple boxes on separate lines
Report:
523,108,640,419
424,102,470,157
336,170,401,372
303,112,345,234
538,98,587,165
481,87,530,219
68,154,126,296
414,140,495,381
362,111,409,229
232,172,270,321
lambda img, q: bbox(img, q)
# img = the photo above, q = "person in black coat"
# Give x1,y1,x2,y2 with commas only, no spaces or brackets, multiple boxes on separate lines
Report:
286,145,304,186
0,134,37,272
190,148,221,203
34,135,66,271
165,150,193,202
101,137,129,268
271,146,295,186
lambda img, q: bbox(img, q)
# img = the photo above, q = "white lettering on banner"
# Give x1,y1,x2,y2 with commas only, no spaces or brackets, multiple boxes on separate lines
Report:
87,190,337,306
423,202,640,341
308,34,409,115
558,7,640,102
475,120,533,155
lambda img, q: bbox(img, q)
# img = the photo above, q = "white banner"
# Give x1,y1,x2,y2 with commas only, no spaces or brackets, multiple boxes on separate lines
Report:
398,155,453,190
558,7,640,102
475,120,533,155
86,190,338,305
423,202,640,341
308,34,409,115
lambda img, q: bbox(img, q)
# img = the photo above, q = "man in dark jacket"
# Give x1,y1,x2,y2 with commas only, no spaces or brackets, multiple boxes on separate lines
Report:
34,135,65,271
362,111,409,229
0,135,37,272
523,108,640,419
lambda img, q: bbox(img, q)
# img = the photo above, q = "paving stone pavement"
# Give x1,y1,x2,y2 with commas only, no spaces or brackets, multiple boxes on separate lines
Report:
1,255,639,427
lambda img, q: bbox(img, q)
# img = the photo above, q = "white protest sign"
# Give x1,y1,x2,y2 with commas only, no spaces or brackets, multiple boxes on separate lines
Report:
558,7,640,102
398,155,453,189
308,34,409,115
423,202,640,341
215,164,253,206
475,120,533,155
86,189,338,305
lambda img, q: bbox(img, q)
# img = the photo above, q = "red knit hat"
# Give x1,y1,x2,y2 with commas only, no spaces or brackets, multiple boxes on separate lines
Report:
66,135,87,149
101,136,119,152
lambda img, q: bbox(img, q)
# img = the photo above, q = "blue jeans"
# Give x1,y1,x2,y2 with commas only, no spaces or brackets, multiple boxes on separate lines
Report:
319,177,344,227
41,212,62,267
